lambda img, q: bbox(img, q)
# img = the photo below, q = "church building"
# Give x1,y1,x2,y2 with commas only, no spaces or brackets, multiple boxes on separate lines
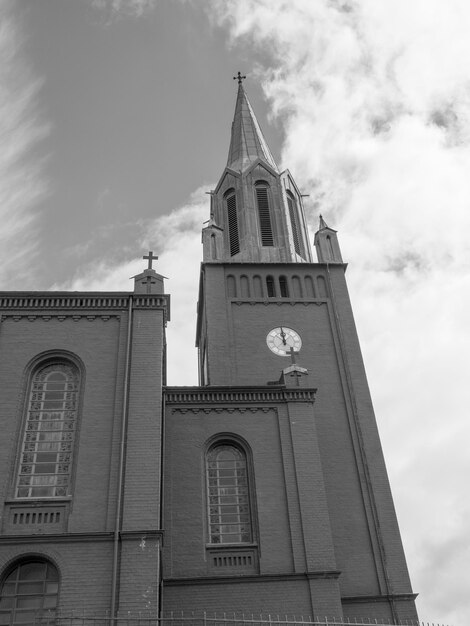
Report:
0,78,418,625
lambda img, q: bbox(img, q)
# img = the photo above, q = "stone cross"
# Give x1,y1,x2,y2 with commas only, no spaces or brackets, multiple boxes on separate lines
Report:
287,346,299,365
143,251,158,270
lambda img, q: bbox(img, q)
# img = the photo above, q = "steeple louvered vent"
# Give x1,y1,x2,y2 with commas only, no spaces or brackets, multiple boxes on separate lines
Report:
287,192,301,256
226,191,240,256
256,185,274,247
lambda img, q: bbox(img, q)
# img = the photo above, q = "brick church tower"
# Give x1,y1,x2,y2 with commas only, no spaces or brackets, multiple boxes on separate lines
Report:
0,79,418,625
162,79,418,623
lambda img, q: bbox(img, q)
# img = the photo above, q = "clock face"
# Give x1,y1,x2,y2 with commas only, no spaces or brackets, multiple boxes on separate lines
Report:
266,327,302,356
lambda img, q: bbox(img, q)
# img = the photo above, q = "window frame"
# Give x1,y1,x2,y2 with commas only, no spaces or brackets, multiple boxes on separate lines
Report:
0,558,60,625
14,353,83,502
205,438,256,547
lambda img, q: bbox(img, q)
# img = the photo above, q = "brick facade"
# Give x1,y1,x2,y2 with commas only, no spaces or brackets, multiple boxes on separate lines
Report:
0,83,418,625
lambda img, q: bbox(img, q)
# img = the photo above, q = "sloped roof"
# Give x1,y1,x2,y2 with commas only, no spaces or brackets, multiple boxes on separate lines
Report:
226,83,278,173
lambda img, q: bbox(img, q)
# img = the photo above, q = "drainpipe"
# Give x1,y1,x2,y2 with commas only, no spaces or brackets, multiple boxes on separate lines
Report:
158,387,166,617
111,295,133,620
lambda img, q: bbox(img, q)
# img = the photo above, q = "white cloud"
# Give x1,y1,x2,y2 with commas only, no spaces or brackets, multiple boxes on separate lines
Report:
55,186,208,385
207,1,470,624
0,0,50,286
90,0,160,20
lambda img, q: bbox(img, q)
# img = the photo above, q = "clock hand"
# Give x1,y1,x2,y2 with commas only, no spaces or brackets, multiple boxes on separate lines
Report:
280,327,287,345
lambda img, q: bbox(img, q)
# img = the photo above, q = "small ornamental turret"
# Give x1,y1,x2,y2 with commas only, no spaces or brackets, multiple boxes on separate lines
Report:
314,214,344,264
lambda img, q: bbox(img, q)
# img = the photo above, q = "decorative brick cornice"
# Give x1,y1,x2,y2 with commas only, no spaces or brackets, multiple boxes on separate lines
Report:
165,386,316,404
233,300,327,306
342,593,419,604
0,532,115,544
165,570,340,586
171,407,276,415
1,314,120,323
0,292,170,320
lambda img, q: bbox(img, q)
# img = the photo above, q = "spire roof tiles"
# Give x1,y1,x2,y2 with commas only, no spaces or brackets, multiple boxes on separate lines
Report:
226,83,278,173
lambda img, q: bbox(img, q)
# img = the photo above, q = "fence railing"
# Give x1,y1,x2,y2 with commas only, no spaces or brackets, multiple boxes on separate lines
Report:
32,611,453,626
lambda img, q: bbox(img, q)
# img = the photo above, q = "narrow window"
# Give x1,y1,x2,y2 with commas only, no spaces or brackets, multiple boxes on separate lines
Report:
317,275,328,298
240,275,250,298
210,233,217,260
266,275,276,297
253,275,263,298
0,560,59,625
287,191,302,256
326,235,335,259
225,190,239,256
16,361,80,499
305,275,315,298
255,183,274,246
226,275,236,298
206,443,252,544
292,275,302,298
279,276,289,298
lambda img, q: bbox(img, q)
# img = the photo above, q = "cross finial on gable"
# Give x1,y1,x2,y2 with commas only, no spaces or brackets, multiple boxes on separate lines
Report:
233,71,246,85
143,251,158,270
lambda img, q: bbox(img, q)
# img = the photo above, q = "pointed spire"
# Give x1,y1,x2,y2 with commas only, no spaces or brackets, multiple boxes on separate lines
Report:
318,214,329,230
226,78,278,173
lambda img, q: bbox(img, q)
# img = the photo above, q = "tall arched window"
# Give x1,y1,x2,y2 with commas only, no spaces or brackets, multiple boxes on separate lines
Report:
287,191,302,257
0,560,59,625
279,276,289,298
206,443,252,545
16,361,80,499
225,189,239,257
266,275,276,298
255,182,274,247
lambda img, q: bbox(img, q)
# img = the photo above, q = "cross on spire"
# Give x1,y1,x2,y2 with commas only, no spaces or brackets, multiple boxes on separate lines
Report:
233,71,246,85
143,251,158,270
287,346,298,365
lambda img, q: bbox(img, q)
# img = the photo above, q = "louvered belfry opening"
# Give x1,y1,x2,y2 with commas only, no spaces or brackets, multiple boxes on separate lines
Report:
287,192,301,256
255,183,274,247
225,191,240,257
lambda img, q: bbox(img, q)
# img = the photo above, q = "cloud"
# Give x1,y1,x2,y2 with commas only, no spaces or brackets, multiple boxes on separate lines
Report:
206,1,470,623
90,0,160,20
0,0,50,286
54,186,209,385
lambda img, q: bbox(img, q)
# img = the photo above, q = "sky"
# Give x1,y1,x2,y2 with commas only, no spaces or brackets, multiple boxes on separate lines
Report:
0,0,469,623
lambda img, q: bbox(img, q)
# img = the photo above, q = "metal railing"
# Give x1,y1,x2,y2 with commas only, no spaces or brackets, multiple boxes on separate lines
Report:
32,612,452,626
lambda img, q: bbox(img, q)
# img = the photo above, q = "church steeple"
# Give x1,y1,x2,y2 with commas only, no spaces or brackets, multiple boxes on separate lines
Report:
201,77,313,265
226,78,279,173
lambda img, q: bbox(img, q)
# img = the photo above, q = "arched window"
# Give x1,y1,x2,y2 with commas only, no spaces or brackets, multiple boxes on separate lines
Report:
255,182,274,247
326,235,335,259
286,191,302,257
0,560,59,625
206,443,252,544
210,233,217,260
226,275,237,298
304,275,315,298
16,361,80,499
253,275,263,298
279,276,289,298
266,275,276,298
240,275,250,298
225,189,239,257
292,275,302,298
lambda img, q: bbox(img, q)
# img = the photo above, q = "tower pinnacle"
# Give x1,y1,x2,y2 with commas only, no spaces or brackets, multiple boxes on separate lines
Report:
226,79,278,173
